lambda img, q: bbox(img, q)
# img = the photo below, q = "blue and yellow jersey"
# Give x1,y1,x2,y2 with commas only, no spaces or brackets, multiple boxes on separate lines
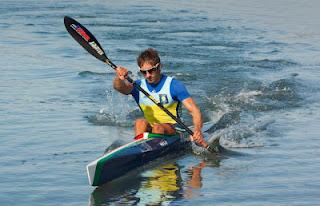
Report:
131,75,190,125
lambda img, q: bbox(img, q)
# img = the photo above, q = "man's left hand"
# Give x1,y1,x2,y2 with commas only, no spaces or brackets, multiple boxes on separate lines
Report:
190,130,209,148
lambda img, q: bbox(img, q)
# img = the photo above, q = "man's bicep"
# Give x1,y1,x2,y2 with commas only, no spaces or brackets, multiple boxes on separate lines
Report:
182,97,196,111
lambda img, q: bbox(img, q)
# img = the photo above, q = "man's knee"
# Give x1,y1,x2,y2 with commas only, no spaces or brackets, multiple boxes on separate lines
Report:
134,119,151,136
135,118,148,127
152,124,164,134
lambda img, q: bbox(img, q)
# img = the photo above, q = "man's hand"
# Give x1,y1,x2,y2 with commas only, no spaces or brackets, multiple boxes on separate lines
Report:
113,66,133,95
116,67,128,80
190,130,209,148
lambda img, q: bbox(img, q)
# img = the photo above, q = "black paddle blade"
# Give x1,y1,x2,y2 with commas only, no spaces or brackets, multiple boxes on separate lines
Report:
64,16,110,65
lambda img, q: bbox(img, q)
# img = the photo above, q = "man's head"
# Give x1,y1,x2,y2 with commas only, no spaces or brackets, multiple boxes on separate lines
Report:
137,48,162,84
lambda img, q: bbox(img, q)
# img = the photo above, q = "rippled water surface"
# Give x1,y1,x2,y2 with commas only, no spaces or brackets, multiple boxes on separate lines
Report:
1,0,320,205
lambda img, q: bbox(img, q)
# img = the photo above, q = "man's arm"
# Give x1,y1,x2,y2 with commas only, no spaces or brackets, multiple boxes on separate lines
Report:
182,97,209,148
182,97,203,131
113,67,133,95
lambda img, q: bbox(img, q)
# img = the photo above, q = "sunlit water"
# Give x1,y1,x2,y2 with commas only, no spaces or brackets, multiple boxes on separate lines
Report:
1,0,320,205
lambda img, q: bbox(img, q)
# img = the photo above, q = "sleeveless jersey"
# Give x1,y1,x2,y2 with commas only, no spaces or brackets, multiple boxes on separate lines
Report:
138,77,178,125
131,75,190,126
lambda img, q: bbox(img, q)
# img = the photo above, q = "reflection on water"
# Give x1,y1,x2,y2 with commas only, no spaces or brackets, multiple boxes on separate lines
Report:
89,159,219,205
135,163,183,205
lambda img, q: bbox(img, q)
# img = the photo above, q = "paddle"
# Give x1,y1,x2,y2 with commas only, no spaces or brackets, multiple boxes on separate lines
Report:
63,16,218,153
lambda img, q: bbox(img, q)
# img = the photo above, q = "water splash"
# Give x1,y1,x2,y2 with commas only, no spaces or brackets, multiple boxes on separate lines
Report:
86,89,142,127
211,117,275,148
206,75,301,114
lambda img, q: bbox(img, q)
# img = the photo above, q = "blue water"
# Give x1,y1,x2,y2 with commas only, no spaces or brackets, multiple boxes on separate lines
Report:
1,0,320,205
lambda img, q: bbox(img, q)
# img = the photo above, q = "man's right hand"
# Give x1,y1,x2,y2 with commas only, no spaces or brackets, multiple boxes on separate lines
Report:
113,66,133,95
116,67,128,80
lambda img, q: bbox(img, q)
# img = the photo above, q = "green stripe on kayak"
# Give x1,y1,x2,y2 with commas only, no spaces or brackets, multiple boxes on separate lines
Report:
147,133,178,138
92,139,142,185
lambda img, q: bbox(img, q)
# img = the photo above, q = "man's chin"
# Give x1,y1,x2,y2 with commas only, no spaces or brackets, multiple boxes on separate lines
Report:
146,79,154,83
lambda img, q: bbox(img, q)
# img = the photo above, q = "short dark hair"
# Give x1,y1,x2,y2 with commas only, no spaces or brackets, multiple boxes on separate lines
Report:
137,48,160,67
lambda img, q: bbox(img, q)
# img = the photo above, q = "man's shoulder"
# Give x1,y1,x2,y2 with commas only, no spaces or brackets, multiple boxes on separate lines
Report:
130,79,142,96
168,76,190,101
169,77,186,89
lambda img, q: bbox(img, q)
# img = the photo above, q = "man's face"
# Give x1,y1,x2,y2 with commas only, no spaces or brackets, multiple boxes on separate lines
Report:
139,62,161,84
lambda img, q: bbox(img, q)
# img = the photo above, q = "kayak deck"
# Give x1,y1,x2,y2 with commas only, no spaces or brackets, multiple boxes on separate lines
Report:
87,132,189,186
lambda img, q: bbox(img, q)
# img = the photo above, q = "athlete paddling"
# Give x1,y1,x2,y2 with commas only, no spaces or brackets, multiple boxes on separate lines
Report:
113,48,209,148
64,17,222,186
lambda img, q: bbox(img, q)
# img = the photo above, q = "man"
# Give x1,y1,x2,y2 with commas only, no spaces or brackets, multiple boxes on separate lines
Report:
113,48,208,148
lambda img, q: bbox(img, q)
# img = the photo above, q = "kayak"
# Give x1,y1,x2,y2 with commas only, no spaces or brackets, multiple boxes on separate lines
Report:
87,132,190,186
86,122,221,186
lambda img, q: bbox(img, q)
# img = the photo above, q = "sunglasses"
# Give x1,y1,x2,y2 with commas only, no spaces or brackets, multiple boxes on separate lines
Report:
140,64,159,75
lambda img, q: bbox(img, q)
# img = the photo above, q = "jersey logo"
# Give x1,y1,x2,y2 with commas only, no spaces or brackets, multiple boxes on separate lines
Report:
159,94,169,104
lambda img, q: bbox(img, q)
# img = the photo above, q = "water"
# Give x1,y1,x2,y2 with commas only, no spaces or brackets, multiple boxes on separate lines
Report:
1,0,320,205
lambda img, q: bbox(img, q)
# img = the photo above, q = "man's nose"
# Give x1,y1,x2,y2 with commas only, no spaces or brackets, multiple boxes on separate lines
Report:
145,72,152,78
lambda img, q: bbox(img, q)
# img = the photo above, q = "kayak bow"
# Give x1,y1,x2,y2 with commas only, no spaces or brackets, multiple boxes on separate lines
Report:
87,132,189,186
